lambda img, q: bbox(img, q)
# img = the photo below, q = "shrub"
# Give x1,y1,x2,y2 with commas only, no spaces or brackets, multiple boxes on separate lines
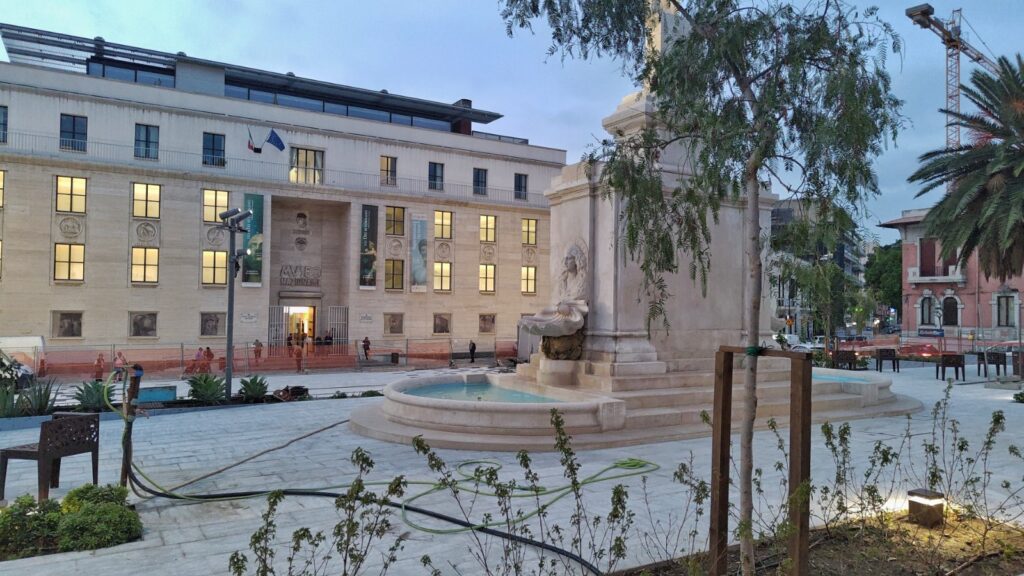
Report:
188,374,226,405
359,390,383,398
1014,390,1024,403
17,378,60,416
73,380,113,412
56,502,142,552
330,391,349,399
238,375,268,403
61,484,129,514
0,383,17,418
0,495,62,560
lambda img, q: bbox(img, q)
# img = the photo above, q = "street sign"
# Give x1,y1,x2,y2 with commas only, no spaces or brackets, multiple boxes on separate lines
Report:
918,327,945,337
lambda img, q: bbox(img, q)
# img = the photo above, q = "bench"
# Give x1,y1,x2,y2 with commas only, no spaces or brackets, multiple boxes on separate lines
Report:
875,348,899,372
0,412,99,501
936,354,965,381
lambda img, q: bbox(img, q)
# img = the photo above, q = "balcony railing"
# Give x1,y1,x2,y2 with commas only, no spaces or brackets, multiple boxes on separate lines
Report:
0,130,548,208
908,266,966,284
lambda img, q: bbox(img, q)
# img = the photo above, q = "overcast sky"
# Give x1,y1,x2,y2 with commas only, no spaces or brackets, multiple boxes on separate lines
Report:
2,0,1021,244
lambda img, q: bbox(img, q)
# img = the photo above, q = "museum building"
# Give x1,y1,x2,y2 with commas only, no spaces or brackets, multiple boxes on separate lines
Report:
0,24,562,347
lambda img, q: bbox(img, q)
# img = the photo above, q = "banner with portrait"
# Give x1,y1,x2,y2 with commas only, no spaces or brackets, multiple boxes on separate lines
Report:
359,204,378,288
242,193,264,285
410,216,428,292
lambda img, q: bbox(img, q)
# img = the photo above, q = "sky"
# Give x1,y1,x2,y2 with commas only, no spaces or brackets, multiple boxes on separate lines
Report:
1,0,1021,244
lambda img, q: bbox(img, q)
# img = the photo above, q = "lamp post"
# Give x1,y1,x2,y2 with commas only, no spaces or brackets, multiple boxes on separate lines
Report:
217,208,252,399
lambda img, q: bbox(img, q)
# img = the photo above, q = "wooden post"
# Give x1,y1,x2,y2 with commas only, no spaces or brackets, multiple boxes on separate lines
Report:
787,355,813,575
119,374,141,487
709,349,733,576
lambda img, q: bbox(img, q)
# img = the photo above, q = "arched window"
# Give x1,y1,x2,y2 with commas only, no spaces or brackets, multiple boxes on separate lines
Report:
942,297,959,326
920,297,934,325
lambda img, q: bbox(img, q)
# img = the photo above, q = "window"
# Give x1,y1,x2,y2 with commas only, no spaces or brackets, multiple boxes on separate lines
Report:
433,262,451,291
385,259,404,290
54,243,85,281
473,168,488,195
201,312,226,336
131,247,159,283
0,105,7,144
514,173,528,200
134,124,159,159
384,313,404,336
998,295,1016,327
132,183,161,218
434,210,453,239
0,170,4,208
920,296,934,326
479,264,496,293
521,219,537,245
433,313,451,335
129,312,158,337
289,147,323,184
521,266,537,294
385,206,405,235
942,297,959,326
202,250,228,285
203,189,229,222
56,176,87,213
479,215,496,243
202,132,226,167
60,114,87,152
52,311,83,338
380,156,397,185
479,314,496,334
428,162,444,190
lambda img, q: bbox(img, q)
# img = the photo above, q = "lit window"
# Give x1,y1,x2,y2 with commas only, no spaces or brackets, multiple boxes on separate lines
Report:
514,173,528,200
202,250,228,285
132,183,160,218
131,247,159,283
521,266,536,294
385,259,404,290
385,206,405,235
60,114,87,152
433,261,451,291
202,132,226,167
434,210,453,239
54,243,85,281
134,124,159,159
380,156,397,185
479,264,496,293
0,106,7,144
428,162,444,191
289,147,323,184
480,215,496,243
56,176,87,213
203,189,229,222
473,168,487,195
521,219,537,245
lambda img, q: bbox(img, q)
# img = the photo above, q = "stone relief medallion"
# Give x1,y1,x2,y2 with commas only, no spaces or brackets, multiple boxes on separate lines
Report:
294,236,308,251
386,238,404,258
556,239,589,302
135,221,158,243
435,242,452,262
58,216,83,239
522,246,538,265
480,244,496,263
206,226,226,247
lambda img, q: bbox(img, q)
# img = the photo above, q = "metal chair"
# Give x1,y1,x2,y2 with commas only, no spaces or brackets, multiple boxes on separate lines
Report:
936,354,965,381
833,350,858,370
0,412,99,501
984,351,1006,377
875,348,899,372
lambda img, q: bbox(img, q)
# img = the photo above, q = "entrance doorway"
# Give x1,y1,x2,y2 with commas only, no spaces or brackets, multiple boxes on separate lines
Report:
284,306,316,339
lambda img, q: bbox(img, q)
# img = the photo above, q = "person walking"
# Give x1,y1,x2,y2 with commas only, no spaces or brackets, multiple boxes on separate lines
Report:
253,339,263,364
93,353,106,382
469,340,477,363
113,351,128,382
362,337,371,361
294,343,304,373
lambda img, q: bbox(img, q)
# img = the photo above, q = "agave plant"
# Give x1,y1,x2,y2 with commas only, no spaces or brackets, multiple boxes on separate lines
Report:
73,380,113,412
238,375,268,403
188,373,226,405
18,377,61,416
0,383,18,418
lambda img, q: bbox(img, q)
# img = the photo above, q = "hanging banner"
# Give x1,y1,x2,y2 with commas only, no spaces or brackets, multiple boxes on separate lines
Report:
241,193,264,285
359,204,378,289
410,216,428,292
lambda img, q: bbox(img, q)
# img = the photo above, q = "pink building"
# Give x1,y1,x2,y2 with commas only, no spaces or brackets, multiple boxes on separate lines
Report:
881,208,1024,340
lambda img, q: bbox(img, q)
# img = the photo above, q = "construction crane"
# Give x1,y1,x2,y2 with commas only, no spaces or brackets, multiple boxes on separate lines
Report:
907,4,998,158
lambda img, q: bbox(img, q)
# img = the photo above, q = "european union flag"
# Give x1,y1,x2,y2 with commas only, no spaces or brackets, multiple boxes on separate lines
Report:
266,129,285,151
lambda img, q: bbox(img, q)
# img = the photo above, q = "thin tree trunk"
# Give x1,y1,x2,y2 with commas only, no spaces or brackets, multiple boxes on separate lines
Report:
740,159,763,576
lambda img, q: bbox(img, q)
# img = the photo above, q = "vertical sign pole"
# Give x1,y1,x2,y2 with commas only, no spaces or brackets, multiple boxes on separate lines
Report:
787,355,813,575
709,349,734,576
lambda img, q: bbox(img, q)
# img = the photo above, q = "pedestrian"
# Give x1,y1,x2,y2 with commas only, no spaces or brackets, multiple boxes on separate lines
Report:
469,340,477,363
204,347,214,372
294,343,303,373
93,353,106,381
287,334,294,357
114,351,127,382
362,336,371,360
253,339,263,364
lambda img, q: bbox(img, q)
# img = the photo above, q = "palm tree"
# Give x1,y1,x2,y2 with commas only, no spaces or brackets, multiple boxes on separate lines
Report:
910,55,1024,281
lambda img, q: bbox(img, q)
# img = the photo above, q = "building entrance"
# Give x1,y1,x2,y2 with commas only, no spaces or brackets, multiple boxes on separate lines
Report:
284,306,316,339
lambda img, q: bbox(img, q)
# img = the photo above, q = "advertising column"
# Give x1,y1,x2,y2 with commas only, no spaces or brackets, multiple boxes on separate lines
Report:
410,216,428,292
241,193,264,285
359,204,378,289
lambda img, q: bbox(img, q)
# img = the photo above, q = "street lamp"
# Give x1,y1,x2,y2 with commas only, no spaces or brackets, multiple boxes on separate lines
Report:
217,208,252,399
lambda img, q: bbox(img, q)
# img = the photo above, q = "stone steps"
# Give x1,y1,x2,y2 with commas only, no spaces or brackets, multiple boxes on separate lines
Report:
610,380,844,410
623,392,866,430
582,367,793,392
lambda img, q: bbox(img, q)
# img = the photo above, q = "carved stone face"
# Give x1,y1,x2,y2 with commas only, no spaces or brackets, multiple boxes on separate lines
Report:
564,253,577,275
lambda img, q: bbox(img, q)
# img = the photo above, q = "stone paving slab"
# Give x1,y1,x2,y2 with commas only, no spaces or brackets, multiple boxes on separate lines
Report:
0,366,1022,575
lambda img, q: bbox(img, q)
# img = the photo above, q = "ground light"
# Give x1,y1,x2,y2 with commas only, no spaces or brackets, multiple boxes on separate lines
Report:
908,488,945,528
217,208,252,399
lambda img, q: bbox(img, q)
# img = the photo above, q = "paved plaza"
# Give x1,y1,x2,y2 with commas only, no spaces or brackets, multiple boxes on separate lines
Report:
1,365,1022,576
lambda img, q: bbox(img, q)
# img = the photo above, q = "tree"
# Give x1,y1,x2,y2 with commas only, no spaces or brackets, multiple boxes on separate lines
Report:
909,55,1024,281
864,241,901,322
501,2,902,573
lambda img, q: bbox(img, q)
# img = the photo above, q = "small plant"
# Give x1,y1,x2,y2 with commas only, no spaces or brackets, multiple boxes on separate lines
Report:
61,484,129,514
56,502,142,552
0,495,62,560
238,375,268,403
188,373,226,405
0,383,17,418
1013,390,1024,403
17,377,60,416
331,391,349,399
359,390,383,398
73,380,113,412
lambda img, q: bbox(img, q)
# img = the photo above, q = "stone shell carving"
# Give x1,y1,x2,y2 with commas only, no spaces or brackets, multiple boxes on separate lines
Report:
435,242,452,262
522,246,538,265
386,238,404,258
480,244,496,264
58,216,83,239
206,226,226,247
135,221,158,244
